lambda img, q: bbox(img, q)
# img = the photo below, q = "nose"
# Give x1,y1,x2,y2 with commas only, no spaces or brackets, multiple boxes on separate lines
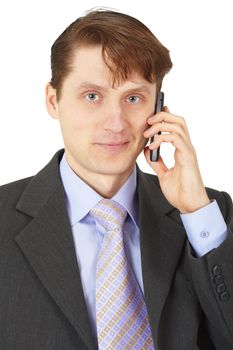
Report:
102,100,126,133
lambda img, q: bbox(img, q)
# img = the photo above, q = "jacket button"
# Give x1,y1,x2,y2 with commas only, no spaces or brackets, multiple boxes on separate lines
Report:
214,275,224,284
219,291,230,302
216,283,226,293
212,265,221,276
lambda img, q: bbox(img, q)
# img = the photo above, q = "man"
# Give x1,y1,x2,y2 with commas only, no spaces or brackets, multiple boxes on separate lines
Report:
0,9,232,350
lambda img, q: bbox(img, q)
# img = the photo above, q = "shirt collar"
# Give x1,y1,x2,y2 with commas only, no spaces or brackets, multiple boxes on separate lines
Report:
59,153,138,227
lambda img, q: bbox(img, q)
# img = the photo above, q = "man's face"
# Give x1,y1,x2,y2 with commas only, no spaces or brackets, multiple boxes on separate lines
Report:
47,46,156,182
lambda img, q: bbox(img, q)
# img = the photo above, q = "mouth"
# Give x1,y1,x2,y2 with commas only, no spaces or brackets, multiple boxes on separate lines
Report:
96,142,129,154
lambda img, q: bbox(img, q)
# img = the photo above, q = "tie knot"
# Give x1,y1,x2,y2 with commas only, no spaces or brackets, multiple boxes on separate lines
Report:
89,199,127,232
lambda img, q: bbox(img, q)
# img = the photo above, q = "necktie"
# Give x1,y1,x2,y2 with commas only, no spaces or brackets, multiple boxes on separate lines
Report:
89,199,155,349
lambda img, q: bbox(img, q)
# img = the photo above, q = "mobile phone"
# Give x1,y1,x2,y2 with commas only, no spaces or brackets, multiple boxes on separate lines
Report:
150,91,164,162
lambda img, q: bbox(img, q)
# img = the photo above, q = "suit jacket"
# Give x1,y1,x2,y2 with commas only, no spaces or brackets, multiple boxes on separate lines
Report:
0,149,233,350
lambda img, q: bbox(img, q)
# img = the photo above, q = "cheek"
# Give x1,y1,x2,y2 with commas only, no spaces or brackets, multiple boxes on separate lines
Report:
135,118,149,136
59,105,90,132
134,117,150,147
130,107,153,135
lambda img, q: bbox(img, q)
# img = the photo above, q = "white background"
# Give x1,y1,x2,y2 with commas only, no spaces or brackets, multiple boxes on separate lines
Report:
0,0,232,196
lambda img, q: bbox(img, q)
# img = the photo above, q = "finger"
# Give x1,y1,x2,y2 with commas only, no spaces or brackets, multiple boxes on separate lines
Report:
148,133,196,166
149,133,186,152
144,147,168,177
143,121,188,140
163,105,170,113
146,112,191,141
147,111,187,131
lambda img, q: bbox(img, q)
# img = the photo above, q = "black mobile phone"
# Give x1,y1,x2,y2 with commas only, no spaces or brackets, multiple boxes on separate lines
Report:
150,91,164,162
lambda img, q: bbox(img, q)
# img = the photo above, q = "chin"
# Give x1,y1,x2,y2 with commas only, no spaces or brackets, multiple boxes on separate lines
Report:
93,158,135,176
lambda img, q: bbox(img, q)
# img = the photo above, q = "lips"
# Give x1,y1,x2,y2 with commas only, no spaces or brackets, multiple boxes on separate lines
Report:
96,142,129,154
101,142,127,146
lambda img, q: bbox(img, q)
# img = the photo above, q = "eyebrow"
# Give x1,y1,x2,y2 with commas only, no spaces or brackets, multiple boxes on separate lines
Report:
77,81,152,94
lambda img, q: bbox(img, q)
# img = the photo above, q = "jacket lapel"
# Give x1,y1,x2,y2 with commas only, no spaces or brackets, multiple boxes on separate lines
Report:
137,167,187,343
15,149,95,350
14,148,187,348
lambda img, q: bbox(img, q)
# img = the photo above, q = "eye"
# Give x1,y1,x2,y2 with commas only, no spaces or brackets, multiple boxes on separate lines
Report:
85,93,99,102
127,95,140,104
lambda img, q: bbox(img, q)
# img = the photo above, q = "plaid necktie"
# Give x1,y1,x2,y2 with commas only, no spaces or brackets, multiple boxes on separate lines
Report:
90,199,155,349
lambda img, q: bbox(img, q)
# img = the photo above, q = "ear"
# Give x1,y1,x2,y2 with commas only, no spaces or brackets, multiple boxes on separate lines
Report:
45,82,59,119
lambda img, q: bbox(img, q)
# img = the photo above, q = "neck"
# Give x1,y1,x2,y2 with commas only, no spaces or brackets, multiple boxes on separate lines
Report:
81,173,130,198
65,155,134,198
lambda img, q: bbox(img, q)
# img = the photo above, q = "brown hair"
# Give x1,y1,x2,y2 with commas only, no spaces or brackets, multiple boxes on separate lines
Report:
50,9,173,100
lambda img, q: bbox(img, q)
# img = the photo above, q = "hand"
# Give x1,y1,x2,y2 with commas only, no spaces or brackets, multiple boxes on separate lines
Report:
143,106,210,214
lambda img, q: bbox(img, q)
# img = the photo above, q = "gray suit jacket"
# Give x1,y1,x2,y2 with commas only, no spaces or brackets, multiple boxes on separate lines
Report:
0,149,233,350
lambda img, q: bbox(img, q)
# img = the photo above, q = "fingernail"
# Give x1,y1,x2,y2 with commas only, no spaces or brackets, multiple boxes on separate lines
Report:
149,143,156,150
144,129,152,137
147,116,154,122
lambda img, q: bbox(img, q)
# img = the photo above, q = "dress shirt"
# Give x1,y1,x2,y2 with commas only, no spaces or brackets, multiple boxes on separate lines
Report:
59,153,141,344
59,152,227,342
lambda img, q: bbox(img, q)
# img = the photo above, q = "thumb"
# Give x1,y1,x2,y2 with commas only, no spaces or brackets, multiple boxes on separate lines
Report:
144,146,168,178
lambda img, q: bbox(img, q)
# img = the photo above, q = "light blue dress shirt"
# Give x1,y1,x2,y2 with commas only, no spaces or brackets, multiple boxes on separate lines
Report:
59,152,227,342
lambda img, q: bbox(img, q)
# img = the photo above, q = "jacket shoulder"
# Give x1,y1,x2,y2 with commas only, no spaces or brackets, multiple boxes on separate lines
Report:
0,176,33,211
0,177,34,244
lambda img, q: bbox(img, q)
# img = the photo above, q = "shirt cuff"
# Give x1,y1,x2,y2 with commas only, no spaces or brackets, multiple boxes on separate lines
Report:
180,200,228,257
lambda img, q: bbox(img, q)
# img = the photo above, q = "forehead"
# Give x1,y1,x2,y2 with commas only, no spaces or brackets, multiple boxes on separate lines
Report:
67,46,156,93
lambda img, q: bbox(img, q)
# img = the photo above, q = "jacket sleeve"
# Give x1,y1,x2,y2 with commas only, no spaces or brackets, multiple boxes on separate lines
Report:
188,190,233,349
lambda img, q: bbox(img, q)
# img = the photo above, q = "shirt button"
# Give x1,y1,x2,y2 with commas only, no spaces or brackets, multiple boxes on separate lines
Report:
212,265,222,276
200,230,209,238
